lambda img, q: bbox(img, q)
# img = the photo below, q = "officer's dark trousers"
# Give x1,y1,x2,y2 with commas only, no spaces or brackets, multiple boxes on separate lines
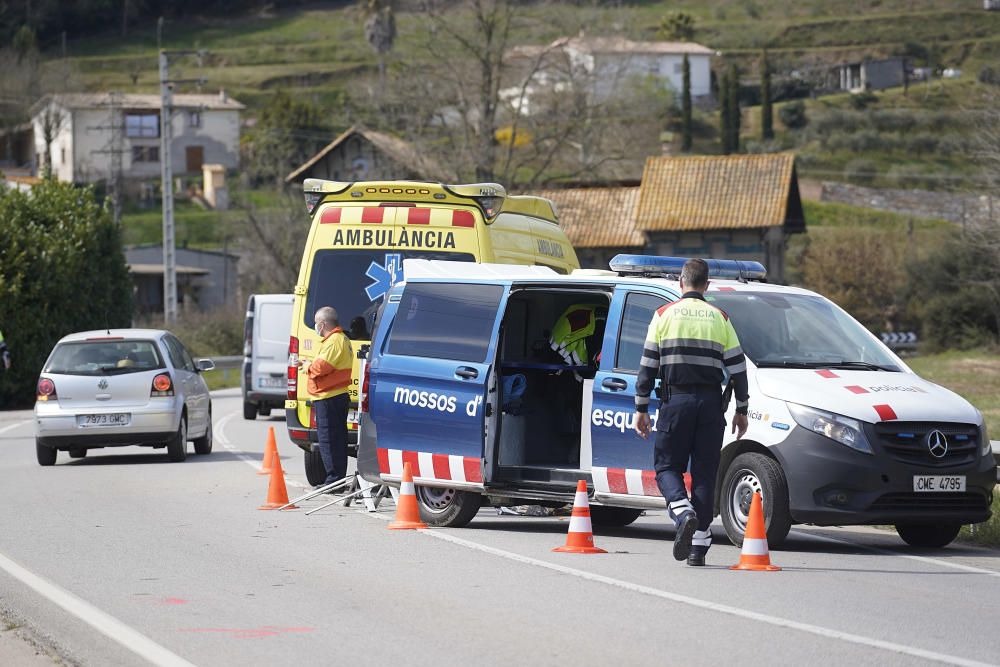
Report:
653,386,725,532
314,393,349,484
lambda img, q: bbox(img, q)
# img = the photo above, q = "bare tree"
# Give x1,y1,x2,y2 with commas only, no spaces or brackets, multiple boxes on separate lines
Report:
236,191,312,295
363,0,397,91
37,102,66,177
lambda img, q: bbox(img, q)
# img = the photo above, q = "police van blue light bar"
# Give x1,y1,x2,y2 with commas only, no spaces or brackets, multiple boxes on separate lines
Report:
609,254,767,281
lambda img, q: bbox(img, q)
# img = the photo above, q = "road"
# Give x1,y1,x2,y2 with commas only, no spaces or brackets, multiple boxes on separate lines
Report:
1,389,999,666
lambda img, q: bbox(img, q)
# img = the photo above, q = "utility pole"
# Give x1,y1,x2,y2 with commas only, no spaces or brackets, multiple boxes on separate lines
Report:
158,47,208,326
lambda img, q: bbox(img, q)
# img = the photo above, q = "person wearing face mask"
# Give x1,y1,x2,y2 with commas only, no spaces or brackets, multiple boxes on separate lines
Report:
298,307,354,488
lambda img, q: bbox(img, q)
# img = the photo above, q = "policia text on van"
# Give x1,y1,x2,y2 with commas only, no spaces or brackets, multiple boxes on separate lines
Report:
285,180,579,486
357,256,994,549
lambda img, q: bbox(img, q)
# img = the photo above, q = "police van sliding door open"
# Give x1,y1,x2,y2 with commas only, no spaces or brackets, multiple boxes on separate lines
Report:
489,286,613,494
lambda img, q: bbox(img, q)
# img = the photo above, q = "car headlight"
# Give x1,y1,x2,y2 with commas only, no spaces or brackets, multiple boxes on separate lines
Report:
979,414,991,457
787,403,873,455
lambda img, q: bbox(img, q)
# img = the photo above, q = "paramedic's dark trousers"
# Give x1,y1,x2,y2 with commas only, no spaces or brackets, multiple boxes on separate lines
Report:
314,393,349,484
653,385,725,533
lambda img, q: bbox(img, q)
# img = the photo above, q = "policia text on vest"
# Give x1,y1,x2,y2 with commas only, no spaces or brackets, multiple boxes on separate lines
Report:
634,259,750,567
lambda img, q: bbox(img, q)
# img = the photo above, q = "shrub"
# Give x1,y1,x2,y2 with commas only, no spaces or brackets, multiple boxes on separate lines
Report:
779,100,808,129
979,65,1000,86
903,132,940,155
135,310,244,358
843,158,878,185
869,109,917,133
887,164,928,188
813,110,858,135
848,90,878,110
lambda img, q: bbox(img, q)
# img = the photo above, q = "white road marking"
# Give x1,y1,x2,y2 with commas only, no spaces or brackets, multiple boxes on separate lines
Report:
0,420,30,436
0,551,196,667
791,529,1000,579
216,411,308,489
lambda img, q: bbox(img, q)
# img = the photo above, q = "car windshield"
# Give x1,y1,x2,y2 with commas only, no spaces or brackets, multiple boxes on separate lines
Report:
706,291,901,371
304,249,475,340
45,340,165,376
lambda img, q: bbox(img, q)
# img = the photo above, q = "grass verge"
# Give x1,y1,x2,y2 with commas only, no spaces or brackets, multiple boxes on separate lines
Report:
959,489,1000,547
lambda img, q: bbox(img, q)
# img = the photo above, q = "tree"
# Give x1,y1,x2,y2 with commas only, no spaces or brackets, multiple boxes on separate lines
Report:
363,0,396,91
658,12,695,42
719,68,731,154
0,180,133,408
681,54,692,152
727,64,740,153
243,90,332,188
760,50,773,141
37,102,66,178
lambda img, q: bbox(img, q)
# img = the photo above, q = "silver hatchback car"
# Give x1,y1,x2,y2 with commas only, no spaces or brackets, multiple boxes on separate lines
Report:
34,329,215,465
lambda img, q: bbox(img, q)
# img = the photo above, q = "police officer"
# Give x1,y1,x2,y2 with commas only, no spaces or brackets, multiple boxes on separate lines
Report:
299,307,354,489
0,330,10,372
634,259,749,566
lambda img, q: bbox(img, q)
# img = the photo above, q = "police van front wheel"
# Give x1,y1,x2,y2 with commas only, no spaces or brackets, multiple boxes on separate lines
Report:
720,453,792,549
590,506,643,527
895,522,961,548
416,487,481,528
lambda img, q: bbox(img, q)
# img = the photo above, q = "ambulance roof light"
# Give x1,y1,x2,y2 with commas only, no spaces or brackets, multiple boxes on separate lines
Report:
609,254,767,282
444,183,507,221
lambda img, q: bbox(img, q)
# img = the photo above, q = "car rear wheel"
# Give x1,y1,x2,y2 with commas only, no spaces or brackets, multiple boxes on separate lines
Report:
36,441,57,466
720,453,792,549
304,448,326,486
590,506,643,527
193,414,213,455
896,522,962,548
416,487,482,527
68,448,87,459
167,417,187,462
243,401,257,420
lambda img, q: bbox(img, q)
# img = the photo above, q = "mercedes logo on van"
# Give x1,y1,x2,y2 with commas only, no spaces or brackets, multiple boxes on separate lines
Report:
926,429,948,458
97,378,109,391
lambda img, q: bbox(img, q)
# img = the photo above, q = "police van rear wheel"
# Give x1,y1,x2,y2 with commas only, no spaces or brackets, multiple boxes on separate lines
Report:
243,401,257,420
304,448,326,486
590,506,643,527
721,453,792,549
416,487,481,528
895,522,961,548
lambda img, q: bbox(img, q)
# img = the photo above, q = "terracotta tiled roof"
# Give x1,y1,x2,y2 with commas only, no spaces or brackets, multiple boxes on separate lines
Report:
534,186,643,248
636,153,799,231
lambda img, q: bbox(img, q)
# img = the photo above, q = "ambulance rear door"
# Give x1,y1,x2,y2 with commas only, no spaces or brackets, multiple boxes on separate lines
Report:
366,279,510,490
590,286,676,506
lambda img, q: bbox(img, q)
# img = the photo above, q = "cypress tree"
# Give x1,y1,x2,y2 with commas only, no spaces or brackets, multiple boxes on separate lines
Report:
761,50,774,141
719,68,731,154
681,54,692,152
728,64,740,153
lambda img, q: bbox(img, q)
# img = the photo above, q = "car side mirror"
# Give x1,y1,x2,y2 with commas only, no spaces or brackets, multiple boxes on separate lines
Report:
195,358,215,372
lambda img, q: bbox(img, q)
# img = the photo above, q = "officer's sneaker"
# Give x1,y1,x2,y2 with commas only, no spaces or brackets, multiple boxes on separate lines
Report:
672,511,698,561
687,545,708,567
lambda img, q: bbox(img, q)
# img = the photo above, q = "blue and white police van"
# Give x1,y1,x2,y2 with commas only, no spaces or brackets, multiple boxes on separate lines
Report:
357,256,995,548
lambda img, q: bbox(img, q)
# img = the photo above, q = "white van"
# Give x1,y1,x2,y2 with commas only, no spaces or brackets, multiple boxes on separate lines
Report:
242,294,294,420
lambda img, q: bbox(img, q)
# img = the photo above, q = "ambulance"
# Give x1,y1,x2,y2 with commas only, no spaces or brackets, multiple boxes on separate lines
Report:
357,255,995,548
287,179,579,485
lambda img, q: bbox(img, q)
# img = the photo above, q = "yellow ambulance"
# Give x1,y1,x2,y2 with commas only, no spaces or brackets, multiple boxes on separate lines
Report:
286,179,579,484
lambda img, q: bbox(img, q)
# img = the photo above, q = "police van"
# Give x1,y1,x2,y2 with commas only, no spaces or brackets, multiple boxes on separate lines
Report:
287,179,579,485
357,255,995,548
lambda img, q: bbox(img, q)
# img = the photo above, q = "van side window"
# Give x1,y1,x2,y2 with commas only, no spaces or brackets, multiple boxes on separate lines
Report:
388,283,503,362
615,292,668,372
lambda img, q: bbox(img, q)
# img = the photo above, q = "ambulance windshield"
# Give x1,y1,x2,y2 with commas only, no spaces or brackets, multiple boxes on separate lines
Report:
707,291,900,371
304,249,475,339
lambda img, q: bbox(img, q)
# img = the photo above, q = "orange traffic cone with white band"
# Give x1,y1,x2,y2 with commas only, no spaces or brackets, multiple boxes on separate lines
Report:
258,426,277,475
388,462,428,530
553,480,607,554
258,448,297,510
730,492,780,571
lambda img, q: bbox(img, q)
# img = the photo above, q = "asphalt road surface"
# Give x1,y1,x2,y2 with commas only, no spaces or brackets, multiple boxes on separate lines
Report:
1,389,999,667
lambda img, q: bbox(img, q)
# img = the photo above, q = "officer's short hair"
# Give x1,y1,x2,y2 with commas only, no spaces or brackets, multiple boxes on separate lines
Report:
681,259,709,289
315,306,339,326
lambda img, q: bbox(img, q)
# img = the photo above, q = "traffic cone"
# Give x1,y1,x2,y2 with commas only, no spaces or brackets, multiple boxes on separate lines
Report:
257,426,277,475
730,492,780,571
552,480,607,554
388,462,428,530
258,448,297,510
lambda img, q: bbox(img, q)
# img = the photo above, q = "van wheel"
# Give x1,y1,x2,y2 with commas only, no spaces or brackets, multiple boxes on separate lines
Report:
193,415,213,455
590,506,643,527
304,448,326,486
896,522,961,548
243,401,257,420
68,448,87,459
416,487,482,527
167,417,187,462
720,453,792,548
36,441,57,466
258,405,271,417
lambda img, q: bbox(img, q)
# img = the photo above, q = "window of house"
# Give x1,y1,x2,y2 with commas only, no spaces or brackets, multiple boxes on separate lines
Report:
188,110,201,128
60,146,66,165
125,113,160,138
132,145,160,163
387,283,503,362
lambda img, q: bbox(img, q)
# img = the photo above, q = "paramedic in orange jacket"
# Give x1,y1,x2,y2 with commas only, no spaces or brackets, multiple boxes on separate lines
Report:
299,307,354,488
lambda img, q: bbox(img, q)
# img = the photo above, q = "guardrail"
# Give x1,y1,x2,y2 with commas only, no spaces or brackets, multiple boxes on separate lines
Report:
207,355,242,384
